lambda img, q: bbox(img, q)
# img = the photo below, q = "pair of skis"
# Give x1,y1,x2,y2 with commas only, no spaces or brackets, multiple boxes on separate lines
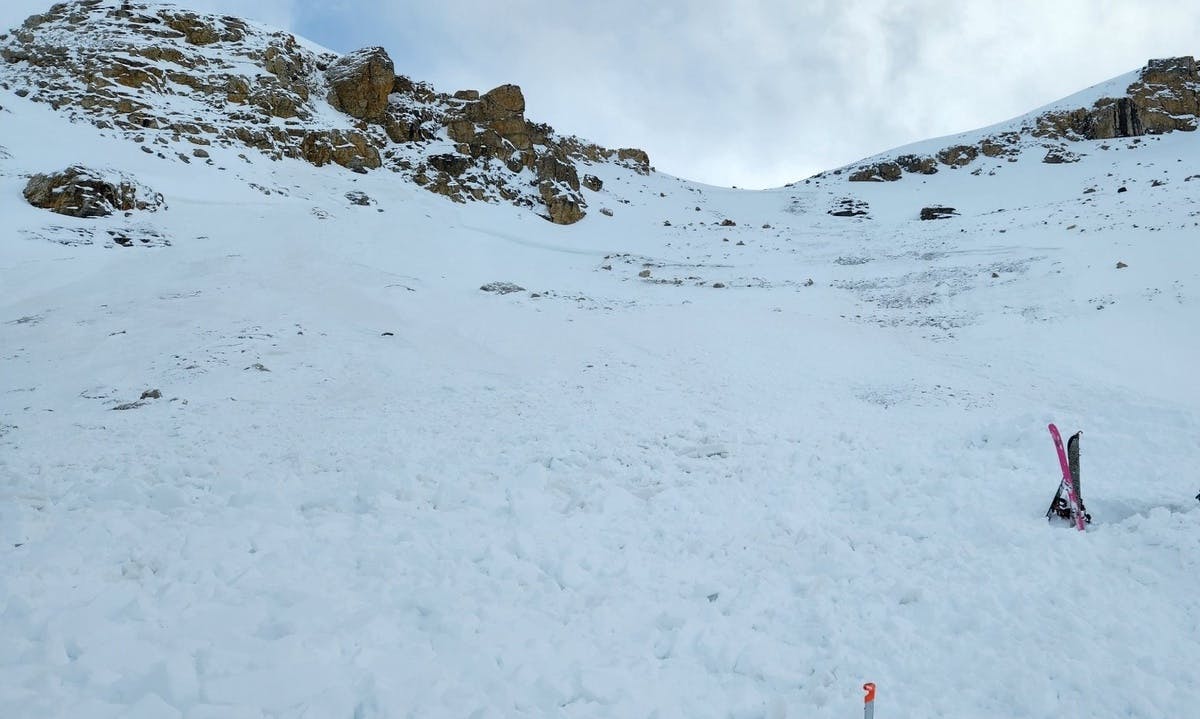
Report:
1046,423,1090,531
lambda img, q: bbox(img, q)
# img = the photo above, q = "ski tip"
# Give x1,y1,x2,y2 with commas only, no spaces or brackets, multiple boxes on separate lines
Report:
863,683,876,703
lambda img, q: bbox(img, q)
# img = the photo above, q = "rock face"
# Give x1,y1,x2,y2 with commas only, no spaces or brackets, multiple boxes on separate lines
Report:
23,166,163,217
842,56,1199,183
1037,57,1199,140
0,1,652,225
325,47,393,122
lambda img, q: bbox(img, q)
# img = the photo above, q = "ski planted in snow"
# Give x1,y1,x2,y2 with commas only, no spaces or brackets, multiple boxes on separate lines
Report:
1046,424,1087,530
1066,431,1090,524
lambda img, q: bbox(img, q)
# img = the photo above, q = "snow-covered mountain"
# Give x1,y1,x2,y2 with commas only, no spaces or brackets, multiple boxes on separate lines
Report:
1,3,1198,718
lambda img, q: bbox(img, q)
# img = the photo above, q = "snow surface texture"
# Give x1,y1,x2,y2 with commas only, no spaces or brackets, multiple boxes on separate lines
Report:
2,70,1200,718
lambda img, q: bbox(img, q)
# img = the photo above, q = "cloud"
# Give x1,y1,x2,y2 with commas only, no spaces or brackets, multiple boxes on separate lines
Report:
4,0,1197,188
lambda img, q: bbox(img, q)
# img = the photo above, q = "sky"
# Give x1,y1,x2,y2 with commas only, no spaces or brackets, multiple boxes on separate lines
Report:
3,1,1198,188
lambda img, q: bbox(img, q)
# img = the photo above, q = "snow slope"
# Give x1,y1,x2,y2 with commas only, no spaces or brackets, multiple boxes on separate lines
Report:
2,55,1200,719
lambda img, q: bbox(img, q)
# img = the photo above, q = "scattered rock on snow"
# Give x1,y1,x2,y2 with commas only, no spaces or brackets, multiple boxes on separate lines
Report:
345,190,373,206
920,206,958,220
828,198,869,217
1116,261,1128,269
480,281,526,295
1042,147,1080,164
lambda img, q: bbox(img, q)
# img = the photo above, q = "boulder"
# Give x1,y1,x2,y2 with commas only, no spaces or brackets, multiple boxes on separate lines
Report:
325,46,394,122
1042,147,1080,164
23,166,162,217
480,281,525,294
919,206,957,220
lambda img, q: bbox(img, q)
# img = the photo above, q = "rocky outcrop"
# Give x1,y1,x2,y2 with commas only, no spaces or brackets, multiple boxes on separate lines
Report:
1037,57,1199,140
23,166,163,217
0,1,652,226
849,162,901,182
935,145,978,168
842,57,1198,183
325,46,393,122
896,154,938,174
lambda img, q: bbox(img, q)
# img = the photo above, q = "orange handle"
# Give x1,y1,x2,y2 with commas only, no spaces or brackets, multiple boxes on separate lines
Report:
863,683,876,703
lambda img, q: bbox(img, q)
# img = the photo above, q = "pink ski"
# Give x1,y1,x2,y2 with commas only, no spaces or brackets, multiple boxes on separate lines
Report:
1048,423,1086,531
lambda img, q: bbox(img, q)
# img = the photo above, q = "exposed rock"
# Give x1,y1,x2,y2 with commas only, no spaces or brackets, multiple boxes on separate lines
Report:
616,148,651,174
345,191,372,206
835,58,1197,182
1038,57,1199,140
383,112,427,143
539,185,585,225
0,2,652,227
1042,147,1080,164
299,129,380,169
828,197,870,217
535,155,580,191
161,10,246,46
849,162,901,182
920,206,958,220
429,153,471,176
979,133,1020,157
325,46,394,122
582,174,603,192
23,166,163,217
1116,261,1128,269
936,145,978,168
465,84,525,122
480,281,526,294
896,154,938,174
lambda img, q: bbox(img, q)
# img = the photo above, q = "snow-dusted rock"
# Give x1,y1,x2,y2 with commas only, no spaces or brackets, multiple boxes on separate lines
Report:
324,46,394,122
23,166,162,217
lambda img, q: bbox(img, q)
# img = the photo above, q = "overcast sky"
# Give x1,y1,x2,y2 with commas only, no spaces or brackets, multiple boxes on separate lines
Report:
3,1,1197,187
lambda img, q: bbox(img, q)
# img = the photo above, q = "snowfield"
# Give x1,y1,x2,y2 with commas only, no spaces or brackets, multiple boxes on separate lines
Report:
2,72,1199,718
